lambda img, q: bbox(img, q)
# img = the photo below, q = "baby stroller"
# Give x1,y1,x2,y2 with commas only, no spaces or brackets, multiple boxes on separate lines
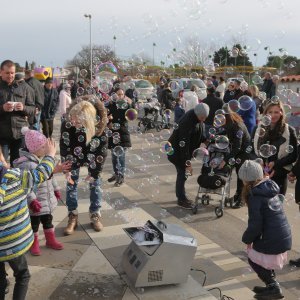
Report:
193,143,233,218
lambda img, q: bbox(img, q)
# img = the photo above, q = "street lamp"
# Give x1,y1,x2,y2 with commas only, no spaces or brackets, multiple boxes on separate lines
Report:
84,14,92,85
113,35,117,55
152,42,156,65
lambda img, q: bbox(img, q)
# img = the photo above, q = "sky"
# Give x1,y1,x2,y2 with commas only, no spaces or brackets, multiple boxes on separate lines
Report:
0,0,299,70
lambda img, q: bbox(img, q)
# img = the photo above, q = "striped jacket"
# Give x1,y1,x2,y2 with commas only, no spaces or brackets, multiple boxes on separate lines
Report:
0,155,54,262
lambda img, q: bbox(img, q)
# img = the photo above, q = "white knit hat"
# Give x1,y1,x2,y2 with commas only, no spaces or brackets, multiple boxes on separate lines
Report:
238,160,264,182
194,103,210,118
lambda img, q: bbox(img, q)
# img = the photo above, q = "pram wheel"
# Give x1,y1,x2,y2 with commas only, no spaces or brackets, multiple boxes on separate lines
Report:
156,124,162,132
215,207,223,218
201,195,210,205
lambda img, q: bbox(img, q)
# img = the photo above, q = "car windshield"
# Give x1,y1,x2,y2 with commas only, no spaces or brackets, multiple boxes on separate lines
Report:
135,80,152,88
183,80,206,90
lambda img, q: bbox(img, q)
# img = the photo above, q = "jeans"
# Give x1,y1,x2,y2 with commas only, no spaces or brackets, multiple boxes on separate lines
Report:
0,255,30,300
111,149,126,176
0,138,23,166
31,111,41,131
175,165,188,200
66,168,102,213
248,258,276,285
41,119,54,138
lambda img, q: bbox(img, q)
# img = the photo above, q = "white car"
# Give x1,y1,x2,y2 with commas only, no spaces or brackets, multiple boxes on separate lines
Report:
132,79,155,102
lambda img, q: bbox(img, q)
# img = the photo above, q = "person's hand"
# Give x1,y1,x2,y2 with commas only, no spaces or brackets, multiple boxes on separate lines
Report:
267,161,275,170
53,160,72,174
54,190,62,201
45,139,56,158
65,172,74,185
288,172,296,183
3,102,14,112
269,169,275,178
30,199,42,213
185,165,193,176
218,160,226,169
14,102,24,111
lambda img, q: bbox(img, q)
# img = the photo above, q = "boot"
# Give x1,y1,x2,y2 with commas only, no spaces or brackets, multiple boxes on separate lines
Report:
114,175,124,187
44,228,64,250
254,282,284,299
30,232,41,256
108,174,117,182
64,212,78,236
90,213,103,232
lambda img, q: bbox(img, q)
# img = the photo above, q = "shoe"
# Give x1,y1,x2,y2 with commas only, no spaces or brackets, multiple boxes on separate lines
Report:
177,199,193,209
30,232,41,256
254,283,284,300
289,258,300,267
232,200,243,209
44,228,64,250
64,212,78,236
108,174,117,182
114,175,124,187
253,286,268,294
90,213,103,232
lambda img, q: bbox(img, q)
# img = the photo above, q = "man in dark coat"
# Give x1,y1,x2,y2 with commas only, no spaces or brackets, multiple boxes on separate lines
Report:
262,72,275,100
0,60,35,165
168,103,209,209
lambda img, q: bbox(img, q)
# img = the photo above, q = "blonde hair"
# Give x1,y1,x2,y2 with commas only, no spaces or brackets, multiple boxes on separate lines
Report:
241,179,262,206
248,85,259,98
69,101,97,144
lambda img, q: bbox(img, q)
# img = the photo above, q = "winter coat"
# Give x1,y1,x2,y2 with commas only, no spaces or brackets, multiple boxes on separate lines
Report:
60,97,108,179
238,100,257,135
174,104,185,124
242,179,292,255
161,88,175,109
107,99,132,149
0,156,54,262
0,79,36,140
202,94,224,126
41,87,59,120
168,109,206,168
13,150,60,216
291,146,300,203
59,89,72,117
262,78,274,99
25,77,45,109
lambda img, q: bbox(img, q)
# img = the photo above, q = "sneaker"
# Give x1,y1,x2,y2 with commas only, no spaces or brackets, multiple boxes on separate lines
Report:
90,213,103,232
289,258,300,267
108,174,117,183
114,175,124,187
177,199,193,209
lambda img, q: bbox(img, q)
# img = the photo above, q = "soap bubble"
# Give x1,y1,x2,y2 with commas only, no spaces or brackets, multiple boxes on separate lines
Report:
228,158,236,166
96,155,104,163
236,130,244,139
160,141,173,154
238,95,254,111
236,158,242,164
113,145,125,157
215,180,221,187
62,132,69,139
213,114,226,128
78,135,85,142
179,141,186,147
252,74,263,85
215,109,225,115
245,146,253,153
228,99,240,112
259,144,276,158
80,69,88,78
74,146,82,156
261,115,272,126
285,145,294,153
98,79,113,94
215,135,229,149
208,127,217,135
268,195,282,211
112,123,121,130
169,80,179,90
256,127,266,137
125,108,138,121
185,160,191,167
65,122,72,129
192,147,209,160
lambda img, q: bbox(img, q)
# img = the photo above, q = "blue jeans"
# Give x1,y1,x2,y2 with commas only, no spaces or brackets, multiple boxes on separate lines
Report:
175,165,188,200
31,111,41,131
111,149,126,176
66,168,102,214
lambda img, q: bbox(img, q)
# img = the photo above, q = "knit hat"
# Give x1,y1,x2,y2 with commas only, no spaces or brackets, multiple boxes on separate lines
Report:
238,160,264,182
21,127,47,153
194,103,210,118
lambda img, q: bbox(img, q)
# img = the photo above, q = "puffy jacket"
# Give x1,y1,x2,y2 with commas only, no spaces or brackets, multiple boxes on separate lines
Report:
0,79,36,140
242,179,292,254
13,150,60,216
41,87,59,120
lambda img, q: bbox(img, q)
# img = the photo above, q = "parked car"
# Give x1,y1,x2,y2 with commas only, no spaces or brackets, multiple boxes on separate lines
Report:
132,79,155,102
226,77,245,87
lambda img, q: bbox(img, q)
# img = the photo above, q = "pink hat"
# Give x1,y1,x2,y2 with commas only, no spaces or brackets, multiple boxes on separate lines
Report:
21,127,47,153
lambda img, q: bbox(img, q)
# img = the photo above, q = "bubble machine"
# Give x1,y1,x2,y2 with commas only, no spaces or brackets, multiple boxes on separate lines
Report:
121,220,197,288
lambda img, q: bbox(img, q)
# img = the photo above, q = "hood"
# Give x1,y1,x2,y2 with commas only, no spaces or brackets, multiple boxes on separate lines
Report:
252,179,280,198
13,149,40,168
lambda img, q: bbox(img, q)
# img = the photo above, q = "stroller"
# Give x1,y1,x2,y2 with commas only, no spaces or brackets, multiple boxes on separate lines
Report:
193,143,233,218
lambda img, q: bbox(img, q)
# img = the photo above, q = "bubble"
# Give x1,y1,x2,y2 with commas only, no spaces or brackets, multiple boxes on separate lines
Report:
78,135,85,142
179,141,186,147
87,153,95,161
256,127,266,137
222,103,231,114
169,80,179,90
283,104,292,115
173,123,179,130
98,79,113,94
208,127,217,135
252,74,263,85
65,122,72,129
245,146,253,153
112,123,121,130
160,129,171,140
285,145,294,153
90,162,97,169
106,130,113,138
113,145,124,157
164,109,172,117
74,146,82,156
192,147,209,160
78,153,84,160
238,95,254,111
213,114,226,128
228,158,236,166
236,158,242,164
185,160,191,167
125,108,138,121
80,69,88,78
64,139,70,146
77,87,85,96
259,144,276,158
228,99,240,112
95,61,118,78
261,114,272,126
62,132,69,139
96,155,104,163
215,135,229,149
160,141,172,154
215,109,225,115
236,130,244,139
268,195,282,211
215,180,221,187
113,138,120,144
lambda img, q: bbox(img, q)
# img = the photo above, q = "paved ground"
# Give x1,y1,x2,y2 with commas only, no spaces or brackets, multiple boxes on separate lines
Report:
5,119,300,299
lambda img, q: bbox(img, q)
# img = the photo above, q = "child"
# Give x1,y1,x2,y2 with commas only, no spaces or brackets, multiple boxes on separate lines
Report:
0,140,56,299
239,160,291,300
174,98,185,124
13,128,70,256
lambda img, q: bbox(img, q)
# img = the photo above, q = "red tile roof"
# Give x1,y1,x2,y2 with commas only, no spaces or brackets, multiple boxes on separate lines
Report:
281,75,300,82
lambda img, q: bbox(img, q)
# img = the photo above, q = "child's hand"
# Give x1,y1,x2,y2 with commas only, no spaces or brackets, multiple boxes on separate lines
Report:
30,199,42,213
53,160,72,174
65,172,74,185
45,139,56,158
54,190,62,201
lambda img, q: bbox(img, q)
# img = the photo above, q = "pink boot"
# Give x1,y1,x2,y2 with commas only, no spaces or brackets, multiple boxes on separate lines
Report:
44,228,64,250
30,233,41,256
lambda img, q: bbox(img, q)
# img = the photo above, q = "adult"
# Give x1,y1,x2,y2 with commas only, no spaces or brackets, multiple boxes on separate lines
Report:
168,103,209,209
41,78,59,138
59,83,72,119
202,85,224,137
270,75,279,99
251,100,298,195
232,79,244,100
106,88,132,187
223,81,236,103
156,80,165,104
60,97,108,234
25,69,44,131
0,60,35,165
216,77,226,99
161,82,175,110
211,75,219,88
262,72,275,100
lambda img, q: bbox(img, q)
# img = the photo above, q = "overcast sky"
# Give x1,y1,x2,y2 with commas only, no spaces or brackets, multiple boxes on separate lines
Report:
0,0,298,69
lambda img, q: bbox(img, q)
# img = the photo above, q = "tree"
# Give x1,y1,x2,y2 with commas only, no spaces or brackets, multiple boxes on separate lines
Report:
25,61,29,70
264,55,300,75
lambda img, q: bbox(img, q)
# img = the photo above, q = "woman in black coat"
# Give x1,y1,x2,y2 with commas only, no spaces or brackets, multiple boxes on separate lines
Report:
106,88,132,187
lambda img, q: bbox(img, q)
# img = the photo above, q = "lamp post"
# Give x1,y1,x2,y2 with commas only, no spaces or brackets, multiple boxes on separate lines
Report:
84,14,92,85
152,42,156,65
113,35,117,55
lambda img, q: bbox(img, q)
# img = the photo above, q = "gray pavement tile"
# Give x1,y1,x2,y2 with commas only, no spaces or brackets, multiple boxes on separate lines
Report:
101,245,128,275
49,271,126,300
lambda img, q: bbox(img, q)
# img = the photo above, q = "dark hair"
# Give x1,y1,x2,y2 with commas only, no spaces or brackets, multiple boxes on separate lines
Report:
1,60,15,70
212,75,217,80
207,85,215,94
45,77,53,84
219,77,224,82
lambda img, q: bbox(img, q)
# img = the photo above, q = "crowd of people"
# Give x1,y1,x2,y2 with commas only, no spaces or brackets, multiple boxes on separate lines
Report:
0,58,300,300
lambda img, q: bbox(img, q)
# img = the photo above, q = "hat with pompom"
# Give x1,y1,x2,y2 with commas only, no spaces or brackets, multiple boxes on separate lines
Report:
21,127,47,153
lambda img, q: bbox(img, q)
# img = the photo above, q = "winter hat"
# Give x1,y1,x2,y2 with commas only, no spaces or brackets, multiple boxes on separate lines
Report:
238,160,264,182
21,127,47,153
194,103,210,118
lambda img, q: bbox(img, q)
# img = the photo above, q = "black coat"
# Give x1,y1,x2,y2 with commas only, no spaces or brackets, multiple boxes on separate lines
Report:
25,77,44,109
41,87,59,120
0,79,35,139
291,145,300,203
107,99,132,149
262,78,274,99
202,94,224,126
223,88,243,103
242,179,292,254
168,109,206,168
161,88,174,109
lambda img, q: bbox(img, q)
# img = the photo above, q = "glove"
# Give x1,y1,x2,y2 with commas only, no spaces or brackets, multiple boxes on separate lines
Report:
54,190,62,201
30,199,42,213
